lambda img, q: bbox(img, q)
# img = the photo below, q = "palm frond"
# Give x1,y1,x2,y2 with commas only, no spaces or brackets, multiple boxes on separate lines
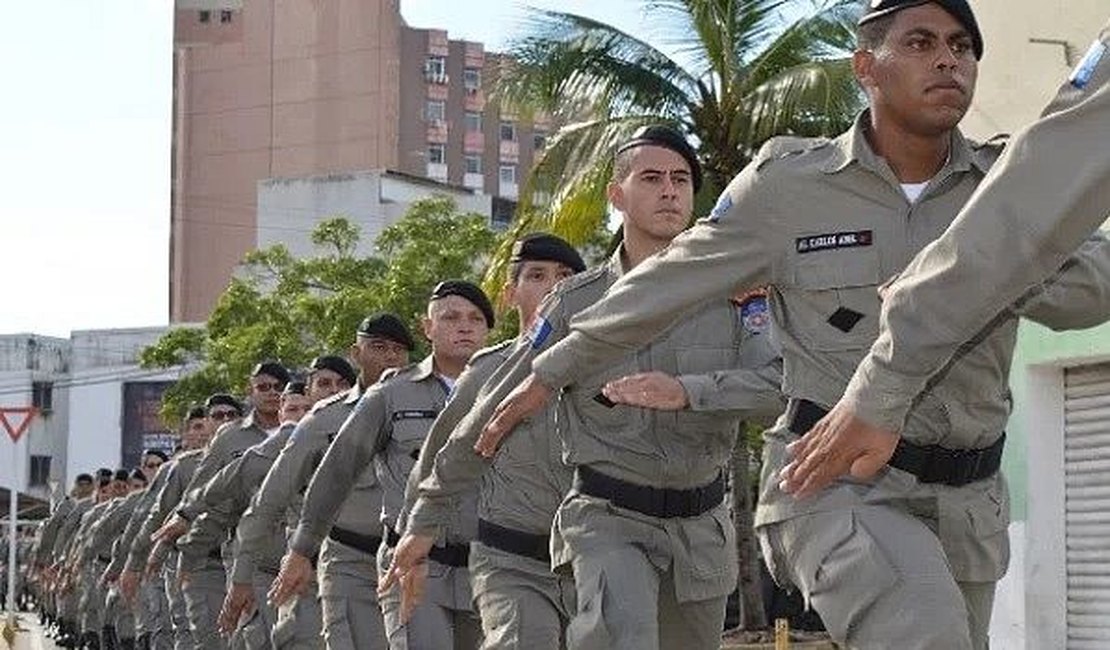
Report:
743,57,861,145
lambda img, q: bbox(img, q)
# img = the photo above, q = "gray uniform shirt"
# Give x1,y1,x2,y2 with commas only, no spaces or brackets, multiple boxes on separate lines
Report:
290,355,450,558
843,23,1110,431
177,413,268,521
52,497,93,566
410,252,783,536
238,385,384,567
528,115,1110,579
35,497,75,566
125,450,204,573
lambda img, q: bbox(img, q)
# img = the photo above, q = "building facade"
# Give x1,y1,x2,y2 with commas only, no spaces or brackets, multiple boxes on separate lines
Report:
171,0,545,322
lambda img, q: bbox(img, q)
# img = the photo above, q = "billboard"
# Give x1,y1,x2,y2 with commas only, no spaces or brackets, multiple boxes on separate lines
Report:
121,382,177,470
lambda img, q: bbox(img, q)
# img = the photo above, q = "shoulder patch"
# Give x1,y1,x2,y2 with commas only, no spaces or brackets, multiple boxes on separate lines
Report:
738,295,771,335
1070,39,1107,89
527,316,554,349
468,339,514,364
755,136,829,171
707,193,732,223
551,264,608,295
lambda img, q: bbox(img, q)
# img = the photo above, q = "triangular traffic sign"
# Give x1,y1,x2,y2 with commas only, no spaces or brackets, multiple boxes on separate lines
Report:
0,408,37,443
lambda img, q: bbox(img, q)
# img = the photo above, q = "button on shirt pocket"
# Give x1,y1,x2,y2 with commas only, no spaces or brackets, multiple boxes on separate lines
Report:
790,249,882,351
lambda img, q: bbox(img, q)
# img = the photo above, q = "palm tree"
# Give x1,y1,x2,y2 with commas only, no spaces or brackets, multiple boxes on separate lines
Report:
483,0,865,634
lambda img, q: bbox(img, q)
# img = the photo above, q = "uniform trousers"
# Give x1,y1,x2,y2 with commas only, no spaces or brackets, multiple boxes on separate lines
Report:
181,561,228,650
163,561,193,650
376,543,482,650
317,537,387,650
469,541,575,650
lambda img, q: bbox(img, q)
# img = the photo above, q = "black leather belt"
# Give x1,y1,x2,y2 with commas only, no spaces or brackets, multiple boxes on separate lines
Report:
574,465,725,518
327,526,382,555
385,527,470,568
477,519,550,563
786,398,1005,487
207,548,223,561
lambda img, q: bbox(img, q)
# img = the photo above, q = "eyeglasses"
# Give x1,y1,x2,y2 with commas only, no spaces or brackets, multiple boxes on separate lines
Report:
209,409,239,421
252,381,284,393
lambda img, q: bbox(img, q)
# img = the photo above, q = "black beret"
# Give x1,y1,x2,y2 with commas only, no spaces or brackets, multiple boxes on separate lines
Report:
430,280,495,329
130,468,148,483
113,469,130,482
97,468,114,480
859,0,983,60
185,405,208,421
616,125,703,192
310,355,358,387
205,393,243,415
357,312,415,351
251,361,291,386
510,233,586,274
143,450,169,463
75,473,94,484
281,381,308,397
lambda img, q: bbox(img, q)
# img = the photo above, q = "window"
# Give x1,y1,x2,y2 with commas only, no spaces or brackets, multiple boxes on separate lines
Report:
424,56,447,83
500,121,516,142
220,10,233,23
29,456,51,487
198,10,211,23
32,381,53,414
465,155,482,174
464,111,482,133
499,164,517,184
426,100,446,123
428,144,446,165
463,68,482,92
533,131,547,151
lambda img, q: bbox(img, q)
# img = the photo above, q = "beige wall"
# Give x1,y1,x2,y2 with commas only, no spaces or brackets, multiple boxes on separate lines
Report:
961,0,1107,139
170,0,403,322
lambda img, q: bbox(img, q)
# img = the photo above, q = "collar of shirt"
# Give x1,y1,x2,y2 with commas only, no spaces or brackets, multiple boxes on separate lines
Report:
409,354,437,383
820,110,987,180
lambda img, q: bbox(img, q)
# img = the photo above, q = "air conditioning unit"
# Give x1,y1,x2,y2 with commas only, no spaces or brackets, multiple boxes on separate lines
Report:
429,119,447,129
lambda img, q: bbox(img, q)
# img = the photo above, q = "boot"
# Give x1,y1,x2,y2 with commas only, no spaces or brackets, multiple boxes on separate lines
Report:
136,632,151,650
101,625,119,650
119,637,136,650
82,630,101,650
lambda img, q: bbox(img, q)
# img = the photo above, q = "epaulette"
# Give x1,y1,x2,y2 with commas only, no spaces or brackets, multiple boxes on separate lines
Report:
467,339,514,365
309,389,348,414
177,448,204,461
969,133,1008,169
755,136,830,171
551,264,609,296
379,362,419,383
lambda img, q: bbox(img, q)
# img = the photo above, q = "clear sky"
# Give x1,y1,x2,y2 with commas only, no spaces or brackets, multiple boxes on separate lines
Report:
0,1,651,338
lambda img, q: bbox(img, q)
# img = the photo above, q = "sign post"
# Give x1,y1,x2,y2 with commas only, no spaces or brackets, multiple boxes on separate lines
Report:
0,407,37,632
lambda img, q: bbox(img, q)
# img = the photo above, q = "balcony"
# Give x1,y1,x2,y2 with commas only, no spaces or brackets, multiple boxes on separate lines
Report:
499,140,519,162
499,180,519,200
464,131,485,153
426,163,449,182
426,120,448,144
464,173,485,190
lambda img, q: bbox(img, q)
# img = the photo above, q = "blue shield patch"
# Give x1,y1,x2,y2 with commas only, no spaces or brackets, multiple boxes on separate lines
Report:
528,316,554,350
739,296,770,335
708,194,733,223
1070,40,1107,89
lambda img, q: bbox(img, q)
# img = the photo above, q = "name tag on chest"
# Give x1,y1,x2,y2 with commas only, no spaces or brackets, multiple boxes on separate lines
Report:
391,409,438,422
796,230,873,254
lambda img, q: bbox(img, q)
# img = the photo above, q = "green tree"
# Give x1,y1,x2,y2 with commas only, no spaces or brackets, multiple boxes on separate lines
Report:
142,198,498,423
488,1,864,634
485,0,862,279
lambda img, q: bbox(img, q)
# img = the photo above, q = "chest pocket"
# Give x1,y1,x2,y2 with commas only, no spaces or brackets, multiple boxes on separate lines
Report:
790,249,882,351
391,410,437,445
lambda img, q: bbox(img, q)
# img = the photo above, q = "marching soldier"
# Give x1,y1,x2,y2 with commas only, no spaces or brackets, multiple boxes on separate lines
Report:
243,313,413,650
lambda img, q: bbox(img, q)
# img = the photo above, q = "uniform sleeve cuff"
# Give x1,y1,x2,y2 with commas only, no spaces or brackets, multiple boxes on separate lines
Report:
533,333,585,390
675,375,710,411
230,556,254,585
288,526,324,559
840,357,919,432
405,498,448,538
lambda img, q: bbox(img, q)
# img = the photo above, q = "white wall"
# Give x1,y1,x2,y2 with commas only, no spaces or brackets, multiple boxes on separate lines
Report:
66,379,122,481
257,169,493,260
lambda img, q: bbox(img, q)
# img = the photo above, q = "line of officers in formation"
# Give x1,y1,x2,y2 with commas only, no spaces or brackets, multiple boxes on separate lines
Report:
23,1,1110,648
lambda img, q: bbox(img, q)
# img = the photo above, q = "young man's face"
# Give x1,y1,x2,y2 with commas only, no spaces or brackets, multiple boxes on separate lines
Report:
309,368,350,402
249,372,285,417
129,478,147,493
279,392,313,424
110,479,128,498
74,480,94,499
142,453,165,478
423,296,490,364
854,4,978,136
507,261,577,329
350,336,410,384
609,145,693,245
183,416,214,450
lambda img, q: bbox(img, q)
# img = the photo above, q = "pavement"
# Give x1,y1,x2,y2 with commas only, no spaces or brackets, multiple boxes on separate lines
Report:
0,613,60,650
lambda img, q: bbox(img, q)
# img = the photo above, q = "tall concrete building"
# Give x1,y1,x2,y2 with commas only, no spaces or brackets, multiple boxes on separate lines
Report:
171,0,545,322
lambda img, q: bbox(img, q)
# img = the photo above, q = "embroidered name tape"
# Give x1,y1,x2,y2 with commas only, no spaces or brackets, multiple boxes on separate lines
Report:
796,230,873,253
1070,39,1107,89
391,409,438,422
